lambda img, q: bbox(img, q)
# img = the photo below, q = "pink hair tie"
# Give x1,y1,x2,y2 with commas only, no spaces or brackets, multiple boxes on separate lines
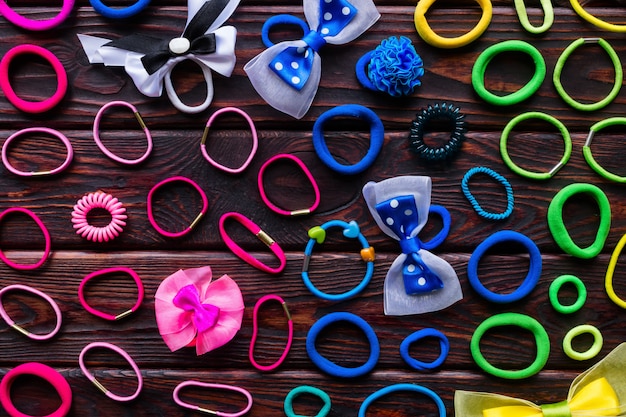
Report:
173,381,253,417
93,101,153,165
79,342,143,402
0,284,62,341
0,44,68,113
0,0,74,31
219,212,286,274
2,127,73,176
0,362,72,417
71,192,127,243
201,107,258,174
249,294,293,372
79,267,144,321
258,153,320,216
0,207,51,270
147,176,208,238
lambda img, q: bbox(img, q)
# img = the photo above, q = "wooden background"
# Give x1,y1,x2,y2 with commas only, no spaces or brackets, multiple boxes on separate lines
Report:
1,0,626,415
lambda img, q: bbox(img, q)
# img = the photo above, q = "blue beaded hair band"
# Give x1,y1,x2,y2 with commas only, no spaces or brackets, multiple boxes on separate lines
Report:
400,328,449,371
359,383,446,417
461,166,514,220
90,0,151,18
312,104,384,175
306,312,380,378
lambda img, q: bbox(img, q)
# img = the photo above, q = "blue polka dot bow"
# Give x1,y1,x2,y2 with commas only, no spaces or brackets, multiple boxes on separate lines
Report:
244,0,380,119
363,176,463,316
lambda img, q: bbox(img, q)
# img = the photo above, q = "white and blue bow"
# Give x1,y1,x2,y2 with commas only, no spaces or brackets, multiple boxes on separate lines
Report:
244,0,380,119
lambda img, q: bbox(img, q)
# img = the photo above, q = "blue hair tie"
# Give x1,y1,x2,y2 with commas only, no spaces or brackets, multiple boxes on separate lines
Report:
261,14,310,48
90,0,151,18
400,328,449,371
359,384,446,417
461,166,514,220
421,205,451,251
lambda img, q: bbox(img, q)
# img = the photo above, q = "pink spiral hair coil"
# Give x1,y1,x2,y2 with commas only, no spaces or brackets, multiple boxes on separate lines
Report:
71,192,127,243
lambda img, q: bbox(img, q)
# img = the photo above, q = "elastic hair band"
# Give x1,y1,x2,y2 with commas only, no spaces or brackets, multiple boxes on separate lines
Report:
461,166,514,220
173,381,253,417
219,211,286,274
471,312,550,379
605,233,626,309
284,386,331,417
400,328,449,371
0,284,62,341
0,0,74,30
147,176,208,238
0,207,51,270
79,267,144,321
408,103,467,163
249,294,293,372
0,362,72,417
553,38,622,112
312,104,384,175
258,154,320,216
261,14,309,48
79,342,143,402
471,40,546,106
72,192,127,243
514,0,554,34
0,44,68,113
359,383,446,417
547,183,611,259
563,324,603,361
414,0,492,48
549,274,586,315
302,220,375,301
500,112,571,180
584,117,626,183
306,311,380,378
569,0,626,32
2,127,73,177
201,107,258,174
164,58,214,114
93,101,153,165
89,0,150,19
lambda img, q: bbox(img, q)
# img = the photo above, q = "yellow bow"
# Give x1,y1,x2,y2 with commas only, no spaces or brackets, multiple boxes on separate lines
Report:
455,343,626,417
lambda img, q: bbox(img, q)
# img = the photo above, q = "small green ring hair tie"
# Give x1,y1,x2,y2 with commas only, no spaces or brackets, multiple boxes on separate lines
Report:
500,112,572,180
284,385,331,417
547,183,611,259
514,0,554,34
553,38,622,112
584,117,626,183
549,274,587,314
563,324,603,361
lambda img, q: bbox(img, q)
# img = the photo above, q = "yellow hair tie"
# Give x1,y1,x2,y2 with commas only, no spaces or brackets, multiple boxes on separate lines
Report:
570,0,626,32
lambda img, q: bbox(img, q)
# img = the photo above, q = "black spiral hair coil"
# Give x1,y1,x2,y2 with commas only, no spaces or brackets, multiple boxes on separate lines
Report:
408,103,467,162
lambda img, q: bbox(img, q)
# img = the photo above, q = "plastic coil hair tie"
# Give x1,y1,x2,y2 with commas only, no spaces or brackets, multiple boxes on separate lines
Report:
173,381,253,417
0,44,68,113
284,386,331,417
90,0,151,19
0,207,51,270
79,342,143,402
249,294,293,372
409,103,467,163
0,0,74,31
606,233,626,309
563,325,603,361
570,0,626,32
0,362,72,417
359,383,446,417
584,117,626,183
72,192,127,243
549,274,587,314
0,284,62,341
79,267,144,321
93,101,153,165
461,166,514,220
400,328,449,371
514,0,554,34
2,127,73,177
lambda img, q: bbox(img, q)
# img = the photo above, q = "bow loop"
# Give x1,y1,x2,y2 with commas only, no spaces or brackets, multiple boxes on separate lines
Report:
173,284,221,333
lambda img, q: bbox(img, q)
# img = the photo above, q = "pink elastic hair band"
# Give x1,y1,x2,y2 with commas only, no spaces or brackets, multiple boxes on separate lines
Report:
0,362,72,417
0,284,62,341
173,381,253,417
2,127,73,176
0,0,74,31
93,101,153,165
219,211,286,274
79,267,144,321
201,107,258,174
147,176,208,238
71,192,127,243
249,294,293,372
79,341,143,402
258,153,320,216
0,207,51,270
0,44,68,113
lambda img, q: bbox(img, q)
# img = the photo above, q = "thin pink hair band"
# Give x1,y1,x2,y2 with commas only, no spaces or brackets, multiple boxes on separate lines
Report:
71,192,127,243
0,0,74,31
173,381,253,417
2,127,73,176
0,207,51,270
249,294,293,372
78,267,144,321
0,284,62,341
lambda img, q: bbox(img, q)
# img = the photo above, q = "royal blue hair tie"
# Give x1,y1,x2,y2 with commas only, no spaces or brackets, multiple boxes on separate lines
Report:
306,312,379,378
90,0,151,18
467,230,541,303
312,104,384,175
421,205,451,251
400,328,449,371
461,166,514,220
261,14,310,48
359,383,446,417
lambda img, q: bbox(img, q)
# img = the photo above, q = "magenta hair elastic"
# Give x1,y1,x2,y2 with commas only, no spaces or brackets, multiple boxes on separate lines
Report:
173,381,253,417
0,0,74,31
0,207,51,270
0,362,72,417
147,176,208,238
93,101,153,165
249,294,294,372
0,284,62,341
79,267,144,321
219,212,286,274
79,341,143,402
258,153,321,216
201,107,258,174
2,127,73,177
71,192,127,243
0,44,68,113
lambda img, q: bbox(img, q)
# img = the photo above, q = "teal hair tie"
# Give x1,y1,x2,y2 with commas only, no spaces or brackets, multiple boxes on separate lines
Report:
462,166,514,220
284,386,331,417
